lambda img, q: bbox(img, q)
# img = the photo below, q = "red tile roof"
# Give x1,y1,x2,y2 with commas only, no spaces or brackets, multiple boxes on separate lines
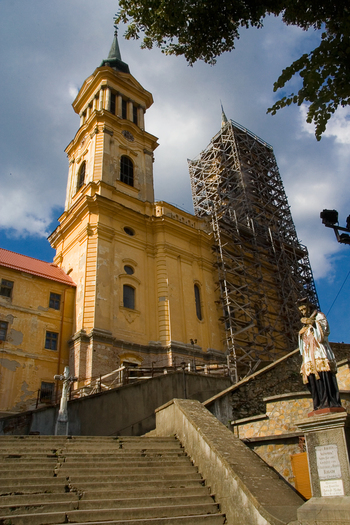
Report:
0,248,76,286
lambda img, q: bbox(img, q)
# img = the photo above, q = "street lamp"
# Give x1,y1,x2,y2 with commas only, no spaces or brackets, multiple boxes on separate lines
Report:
320,209,350,245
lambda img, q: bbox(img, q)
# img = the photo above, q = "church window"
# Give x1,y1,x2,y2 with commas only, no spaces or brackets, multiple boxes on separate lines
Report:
124,227,135,236
45,331,58,351
194,284,202,320
0,279,13,299
122,99,127,119
124,265,134,275
40,382,54,403
133,105,138,125
123,285,135,310
0,321,8,341
120,156,134,186
49,293,61,310
77,161,86,190
110,93,116,115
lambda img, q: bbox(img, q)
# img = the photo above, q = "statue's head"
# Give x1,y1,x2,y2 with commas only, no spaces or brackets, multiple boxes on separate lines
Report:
297,298,316,317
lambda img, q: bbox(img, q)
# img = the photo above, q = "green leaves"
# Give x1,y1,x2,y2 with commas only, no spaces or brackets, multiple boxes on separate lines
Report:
116,1,350,138
268,22,350,140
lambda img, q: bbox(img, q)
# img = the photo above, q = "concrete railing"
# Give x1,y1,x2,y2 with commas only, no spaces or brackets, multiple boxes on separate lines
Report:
154,398,304,525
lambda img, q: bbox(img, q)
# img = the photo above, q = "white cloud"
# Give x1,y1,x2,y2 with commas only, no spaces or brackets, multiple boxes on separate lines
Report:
300,104,350,144
68,84,79,101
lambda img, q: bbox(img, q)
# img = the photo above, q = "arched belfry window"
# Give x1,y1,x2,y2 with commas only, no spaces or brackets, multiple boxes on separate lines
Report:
123,284,135,310
120,156,134,187
77,161,86,190
194,284,202,320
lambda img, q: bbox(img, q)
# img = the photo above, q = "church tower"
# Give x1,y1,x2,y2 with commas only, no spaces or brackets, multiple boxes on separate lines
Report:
64,28,157,210
49,30,225,383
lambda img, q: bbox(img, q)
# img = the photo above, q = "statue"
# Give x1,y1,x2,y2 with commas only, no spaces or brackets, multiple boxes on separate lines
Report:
54,366,78,435
298,299,342,411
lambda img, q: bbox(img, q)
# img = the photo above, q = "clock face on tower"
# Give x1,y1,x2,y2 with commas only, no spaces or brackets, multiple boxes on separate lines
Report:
122,130,134,142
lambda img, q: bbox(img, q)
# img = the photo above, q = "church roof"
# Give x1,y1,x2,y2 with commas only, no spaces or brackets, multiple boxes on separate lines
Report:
100,27,130,74
0,248,76,286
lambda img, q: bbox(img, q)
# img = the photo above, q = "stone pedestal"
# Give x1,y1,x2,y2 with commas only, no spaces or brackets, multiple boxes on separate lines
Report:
297,412,350,524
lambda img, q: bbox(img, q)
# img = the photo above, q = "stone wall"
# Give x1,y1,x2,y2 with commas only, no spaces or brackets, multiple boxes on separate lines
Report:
205,346,350,425
0,371,231,436
248,439,302,487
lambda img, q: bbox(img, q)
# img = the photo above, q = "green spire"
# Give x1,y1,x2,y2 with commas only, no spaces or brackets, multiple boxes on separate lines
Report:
100,25,130,74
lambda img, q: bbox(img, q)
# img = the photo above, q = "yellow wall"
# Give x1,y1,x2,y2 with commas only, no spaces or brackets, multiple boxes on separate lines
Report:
50,187,226,381
0,267,75,413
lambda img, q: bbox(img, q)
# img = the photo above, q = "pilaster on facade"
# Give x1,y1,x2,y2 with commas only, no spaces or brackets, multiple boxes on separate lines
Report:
156,254,171,347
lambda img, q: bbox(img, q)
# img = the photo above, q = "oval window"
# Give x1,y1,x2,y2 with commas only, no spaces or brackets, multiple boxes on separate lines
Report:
124,227,135,236
124,265,134,275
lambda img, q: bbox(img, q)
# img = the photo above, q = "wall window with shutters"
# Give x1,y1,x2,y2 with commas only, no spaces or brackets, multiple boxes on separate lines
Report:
194,284,203,320
123,284,135,310
120,156,134,186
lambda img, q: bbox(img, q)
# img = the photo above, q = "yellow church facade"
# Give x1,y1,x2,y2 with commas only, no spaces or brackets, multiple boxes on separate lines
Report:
48,32,226,384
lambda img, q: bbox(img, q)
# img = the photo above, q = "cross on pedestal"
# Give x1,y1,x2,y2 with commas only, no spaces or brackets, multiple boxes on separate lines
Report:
54,366,78,435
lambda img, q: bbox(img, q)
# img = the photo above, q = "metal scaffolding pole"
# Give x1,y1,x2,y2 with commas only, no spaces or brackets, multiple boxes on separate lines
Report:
188,120,319,380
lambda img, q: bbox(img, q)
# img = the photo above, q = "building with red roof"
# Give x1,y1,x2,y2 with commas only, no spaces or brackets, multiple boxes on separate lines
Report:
0,248,76,414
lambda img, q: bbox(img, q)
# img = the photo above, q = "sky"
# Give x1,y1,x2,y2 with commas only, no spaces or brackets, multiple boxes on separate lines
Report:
1,0,350,343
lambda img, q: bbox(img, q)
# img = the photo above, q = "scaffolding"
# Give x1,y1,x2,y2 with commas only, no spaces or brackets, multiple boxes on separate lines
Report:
188,120,319,381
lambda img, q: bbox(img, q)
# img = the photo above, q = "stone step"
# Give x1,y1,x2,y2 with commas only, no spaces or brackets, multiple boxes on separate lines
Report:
66,471,202,483
0,500,79,516
0,494,215,516
57,465,196,476
0,502,221,525
0,478,204,495
0,465,196,479
60,458,191,467
0,451,186,461
0,469,56,478
79,494,215,510
0,436,175,441
66,516,226,525
0,436,225,524
0,493,79,505
0,486,210,506
0,442,183,450
0,457,190,469
0,482,69,495
67,478,205,492
0,459,58,468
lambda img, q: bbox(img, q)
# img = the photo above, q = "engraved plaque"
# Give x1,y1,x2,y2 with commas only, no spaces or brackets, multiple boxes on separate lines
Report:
316,444,341,480
320,479,344,497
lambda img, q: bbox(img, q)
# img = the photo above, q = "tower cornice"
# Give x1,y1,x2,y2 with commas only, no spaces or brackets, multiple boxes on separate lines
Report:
65,110,158,159
72,67,153,116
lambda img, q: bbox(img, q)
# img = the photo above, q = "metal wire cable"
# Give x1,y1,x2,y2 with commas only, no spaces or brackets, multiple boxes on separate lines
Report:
326,268,350,316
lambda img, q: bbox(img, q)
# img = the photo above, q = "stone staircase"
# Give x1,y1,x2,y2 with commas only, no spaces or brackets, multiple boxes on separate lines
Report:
0,435,225,524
